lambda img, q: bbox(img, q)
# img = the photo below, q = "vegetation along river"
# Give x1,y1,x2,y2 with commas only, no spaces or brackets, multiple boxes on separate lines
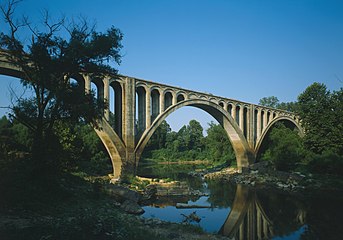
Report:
138,163,343,240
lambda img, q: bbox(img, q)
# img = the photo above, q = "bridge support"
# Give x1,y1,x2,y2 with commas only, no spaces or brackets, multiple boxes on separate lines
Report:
121,77,137,180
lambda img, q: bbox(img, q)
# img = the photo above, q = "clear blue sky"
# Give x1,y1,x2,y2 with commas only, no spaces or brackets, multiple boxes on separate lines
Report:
1,0,343,131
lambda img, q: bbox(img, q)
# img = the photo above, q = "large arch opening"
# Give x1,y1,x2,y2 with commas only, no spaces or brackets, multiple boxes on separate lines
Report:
137,106,236,179
135,99,254,179
255,117,304,171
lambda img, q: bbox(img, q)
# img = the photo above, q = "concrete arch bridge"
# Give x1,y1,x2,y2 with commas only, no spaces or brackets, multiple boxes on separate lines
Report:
0,51,304,179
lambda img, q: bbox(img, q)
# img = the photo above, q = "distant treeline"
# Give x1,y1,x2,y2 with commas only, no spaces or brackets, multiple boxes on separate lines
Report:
142,120,235,166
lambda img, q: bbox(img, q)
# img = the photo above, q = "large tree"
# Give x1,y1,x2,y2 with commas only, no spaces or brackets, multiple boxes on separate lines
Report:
297,82,343,155
0,1,122,171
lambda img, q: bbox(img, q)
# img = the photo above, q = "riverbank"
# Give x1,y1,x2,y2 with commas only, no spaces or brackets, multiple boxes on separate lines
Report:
203,162,343,194
0,172,228,240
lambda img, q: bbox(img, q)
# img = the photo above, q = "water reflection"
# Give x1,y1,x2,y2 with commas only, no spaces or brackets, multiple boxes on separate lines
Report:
139,164,343,239
142,181,309,239
219,184,308,239
219,184,274,239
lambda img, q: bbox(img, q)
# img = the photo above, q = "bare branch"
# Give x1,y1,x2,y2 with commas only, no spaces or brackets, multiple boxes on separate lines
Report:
42,9,65,37
0,0,24,39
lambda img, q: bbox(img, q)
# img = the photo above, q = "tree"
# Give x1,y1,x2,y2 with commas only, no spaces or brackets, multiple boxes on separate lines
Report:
145,120,171,150
277,101,298,112
297,83,343,155
260,123,303,171
187,120,204,150
0,1,123,172
259,96,298,112
259,96,280,108
205,122,235,164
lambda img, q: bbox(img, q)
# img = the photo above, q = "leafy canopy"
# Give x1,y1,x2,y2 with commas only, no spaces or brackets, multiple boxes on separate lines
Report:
0,0,123,171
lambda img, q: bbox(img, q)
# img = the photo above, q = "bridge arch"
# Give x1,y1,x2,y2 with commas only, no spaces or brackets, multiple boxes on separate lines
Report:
134,98,255,171
255,116,305,157
0,60,126,179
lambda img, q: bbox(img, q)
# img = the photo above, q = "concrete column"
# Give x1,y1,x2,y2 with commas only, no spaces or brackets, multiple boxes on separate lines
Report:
122,77,136,179
232,104,236,122
103,77,110,121
223,102,228,111
268,111,273,123
172,91,177,105
146,88,151,128
263,110,268,129
159,90,165,114
239,105,244,133
84,74,91,93
247,106,254,148
257,108,262,140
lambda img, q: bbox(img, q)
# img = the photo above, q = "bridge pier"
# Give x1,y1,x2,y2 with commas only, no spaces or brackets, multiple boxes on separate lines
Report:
121,77,137,180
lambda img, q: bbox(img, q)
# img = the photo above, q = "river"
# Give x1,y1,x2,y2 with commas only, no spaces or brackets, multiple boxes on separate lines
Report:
138,163,343,240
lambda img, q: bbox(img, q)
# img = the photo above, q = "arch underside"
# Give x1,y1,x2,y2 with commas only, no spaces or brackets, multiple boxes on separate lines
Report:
135,99,255,171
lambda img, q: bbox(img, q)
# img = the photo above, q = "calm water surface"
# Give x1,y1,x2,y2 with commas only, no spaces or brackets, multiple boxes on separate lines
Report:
138,163,343,240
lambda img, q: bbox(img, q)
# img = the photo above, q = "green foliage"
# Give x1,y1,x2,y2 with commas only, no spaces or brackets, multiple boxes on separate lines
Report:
0,0,122,175
306,151,343,175
259,96,298,111
142,120,235,167
297,83,343,155
261,123,304,171
259,96,280,108
205,121,235,164
259,83,343,175
145,120,171,150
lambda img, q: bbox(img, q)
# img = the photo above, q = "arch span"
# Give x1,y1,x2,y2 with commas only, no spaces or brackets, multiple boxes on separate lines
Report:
95,119,126,179
135,99,255,171
255,116,305,157
0,59,126,179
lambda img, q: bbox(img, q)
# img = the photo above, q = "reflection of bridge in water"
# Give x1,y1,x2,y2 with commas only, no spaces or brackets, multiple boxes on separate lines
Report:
219,185,274,239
